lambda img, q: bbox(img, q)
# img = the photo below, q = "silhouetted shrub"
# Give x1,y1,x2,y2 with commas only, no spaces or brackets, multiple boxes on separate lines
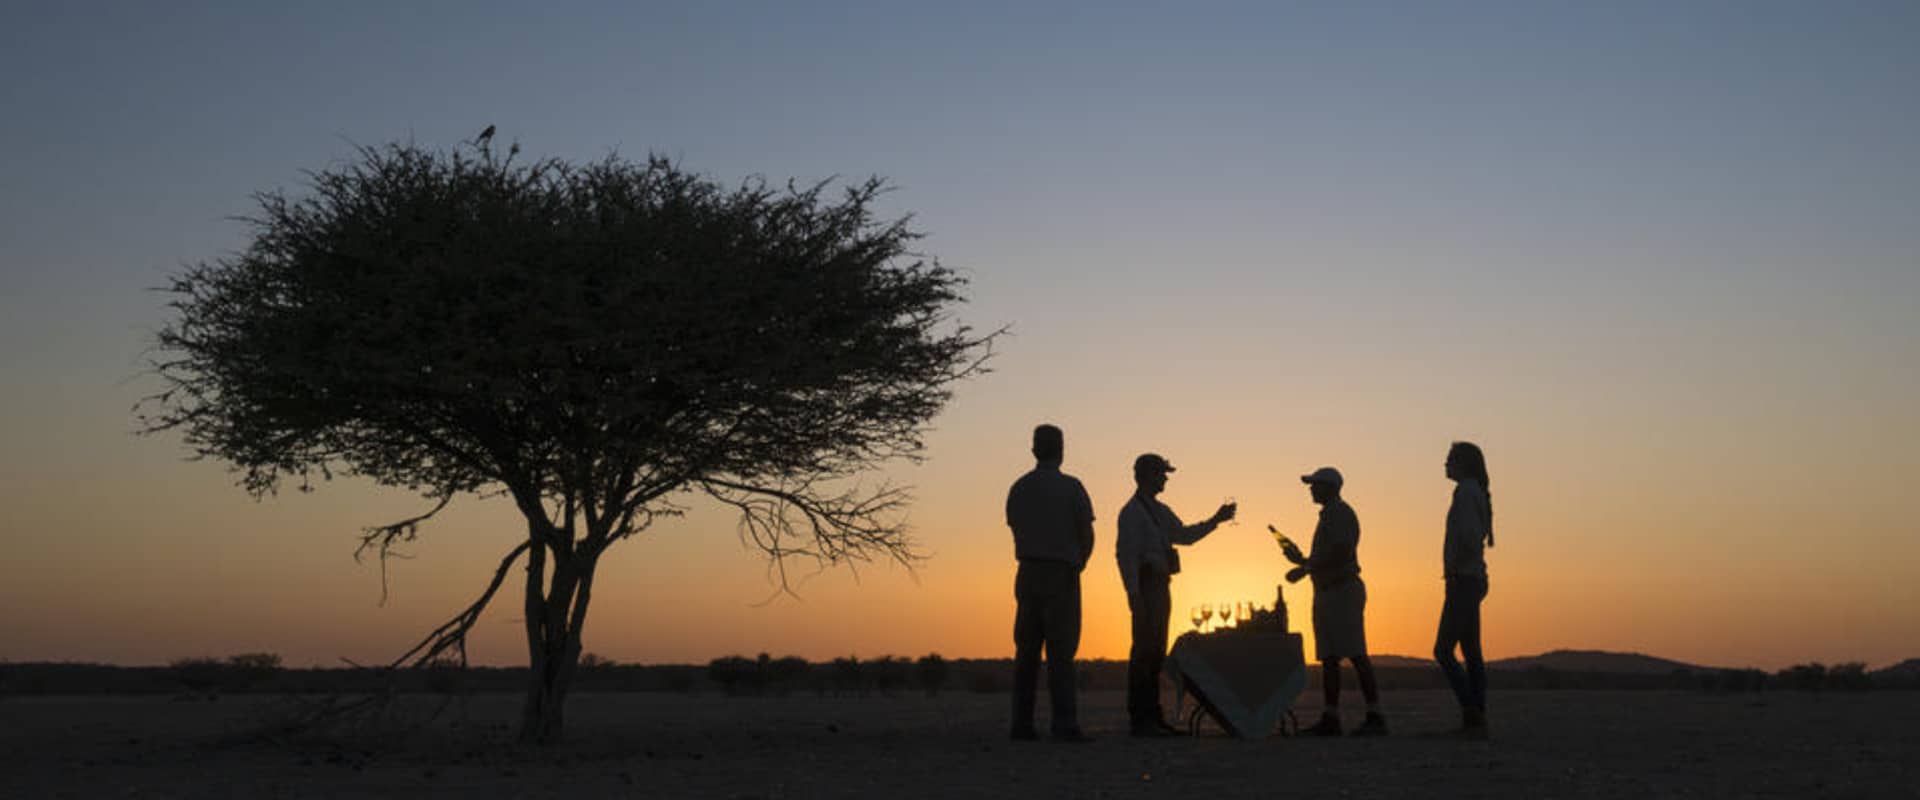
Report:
709,656,759,695
422,656,468,695
225,653,283,689
170,658,225,700
832,656,866,696
1829,662,1872,691
871,656,911,694
767,656,811,695
577,653,617,670
1699,668,1769,692
916,654,949,696
1778,663,1829,691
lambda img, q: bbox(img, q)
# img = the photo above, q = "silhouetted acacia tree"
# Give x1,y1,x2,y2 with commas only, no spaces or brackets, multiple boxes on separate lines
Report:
140,140,996,743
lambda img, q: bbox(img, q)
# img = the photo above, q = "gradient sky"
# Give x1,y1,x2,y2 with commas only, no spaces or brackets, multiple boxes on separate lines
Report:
3,1,1916,670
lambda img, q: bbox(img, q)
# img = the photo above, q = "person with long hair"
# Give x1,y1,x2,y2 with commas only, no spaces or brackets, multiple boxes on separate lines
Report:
1435,441,1493,738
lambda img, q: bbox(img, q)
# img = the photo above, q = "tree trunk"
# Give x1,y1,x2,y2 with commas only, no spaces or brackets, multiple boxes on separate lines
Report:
519,627,575,745
516,524,602,746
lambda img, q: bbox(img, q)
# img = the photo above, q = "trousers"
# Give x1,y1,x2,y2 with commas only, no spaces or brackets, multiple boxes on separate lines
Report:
1125,565,1172,729
1012,559,1082,734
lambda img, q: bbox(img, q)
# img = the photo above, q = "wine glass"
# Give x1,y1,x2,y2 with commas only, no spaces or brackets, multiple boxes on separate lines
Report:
1238,602,1253,625
1217,601,1233,629
1199,603,1213,633
1190,606,1206,633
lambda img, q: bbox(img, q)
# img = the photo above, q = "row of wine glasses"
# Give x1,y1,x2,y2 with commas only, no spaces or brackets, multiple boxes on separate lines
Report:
1189,601,1256,633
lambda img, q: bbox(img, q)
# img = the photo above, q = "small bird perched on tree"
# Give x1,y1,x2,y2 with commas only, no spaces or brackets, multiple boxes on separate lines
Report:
474,125,496,147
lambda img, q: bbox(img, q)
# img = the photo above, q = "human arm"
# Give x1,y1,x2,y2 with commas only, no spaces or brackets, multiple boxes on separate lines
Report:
1074,481,1096,569
1164,501,1235,546
1277,531,1307,565
1116,504,1146,600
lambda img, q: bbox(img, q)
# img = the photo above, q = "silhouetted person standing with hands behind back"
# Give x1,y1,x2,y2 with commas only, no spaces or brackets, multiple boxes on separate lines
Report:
1435,441,1494,738
1005,424,1095,742
1117,453,1235,737
1280,467,1387,737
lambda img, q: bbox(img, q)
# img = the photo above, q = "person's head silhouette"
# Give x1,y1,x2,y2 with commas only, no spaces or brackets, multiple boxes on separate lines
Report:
1301,466,1343,505
1446,441,1492,546
1031,424,1063,464
1445,441,1487,486
1133,453,1174,496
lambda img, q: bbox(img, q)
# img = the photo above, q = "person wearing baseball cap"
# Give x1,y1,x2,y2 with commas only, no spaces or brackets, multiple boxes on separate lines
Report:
1116,452,1237,737
1277,466,1387,737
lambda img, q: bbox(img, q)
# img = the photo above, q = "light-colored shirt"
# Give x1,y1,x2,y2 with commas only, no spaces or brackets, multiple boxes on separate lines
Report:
1115,493,1218,599
1305,499,1362,588
1005,463,1095,565
1443,480,1491,578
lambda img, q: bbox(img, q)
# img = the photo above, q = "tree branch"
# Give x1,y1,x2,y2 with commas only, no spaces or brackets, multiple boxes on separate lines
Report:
354,494,454,606
699,476,921,598
388,540,532,669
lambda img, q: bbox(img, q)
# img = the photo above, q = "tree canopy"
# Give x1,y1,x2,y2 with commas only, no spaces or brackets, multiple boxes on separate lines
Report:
141,140,995,741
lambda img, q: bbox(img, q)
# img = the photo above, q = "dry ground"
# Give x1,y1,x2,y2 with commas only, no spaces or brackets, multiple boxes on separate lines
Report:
2,689,1914,798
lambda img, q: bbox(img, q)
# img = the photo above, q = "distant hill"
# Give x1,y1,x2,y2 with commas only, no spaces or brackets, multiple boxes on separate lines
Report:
1367,649,1714,674
1366,655,1434,669
1871,658,1920,679
1488,650,1711,674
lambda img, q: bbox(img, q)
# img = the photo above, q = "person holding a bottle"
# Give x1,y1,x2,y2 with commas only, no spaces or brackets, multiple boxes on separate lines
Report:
1278,466,1387,737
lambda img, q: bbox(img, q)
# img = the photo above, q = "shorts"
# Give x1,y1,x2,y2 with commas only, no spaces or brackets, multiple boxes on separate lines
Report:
1311,578,1368,662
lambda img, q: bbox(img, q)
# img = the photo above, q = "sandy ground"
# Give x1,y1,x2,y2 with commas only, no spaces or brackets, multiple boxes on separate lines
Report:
2,689,1915,798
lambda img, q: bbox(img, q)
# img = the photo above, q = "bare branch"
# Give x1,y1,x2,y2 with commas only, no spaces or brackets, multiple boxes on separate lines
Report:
354,494,454,606
388,540,532,669
700,476,921,599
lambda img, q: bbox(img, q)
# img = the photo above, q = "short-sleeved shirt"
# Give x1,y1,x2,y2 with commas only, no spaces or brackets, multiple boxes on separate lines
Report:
1306,499,1362,588
1006,463,1095,565
1114,494,1219,599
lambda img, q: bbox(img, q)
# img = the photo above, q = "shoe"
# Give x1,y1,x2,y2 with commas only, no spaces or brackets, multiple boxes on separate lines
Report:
1351,712,1388,737
1051,730,1095,743
1009,727,1040,741
1459,707,1489,740
1422,708,1488,740
1303,712,1342,737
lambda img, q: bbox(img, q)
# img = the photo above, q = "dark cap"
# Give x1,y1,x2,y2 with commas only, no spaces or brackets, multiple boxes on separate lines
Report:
1299,466,1343,489
1133,453,1176,475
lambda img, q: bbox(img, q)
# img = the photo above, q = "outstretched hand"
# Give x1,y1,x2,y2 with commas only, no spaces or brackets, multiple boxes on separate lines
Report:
1212,502,1237,525
1285,565,1309,584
